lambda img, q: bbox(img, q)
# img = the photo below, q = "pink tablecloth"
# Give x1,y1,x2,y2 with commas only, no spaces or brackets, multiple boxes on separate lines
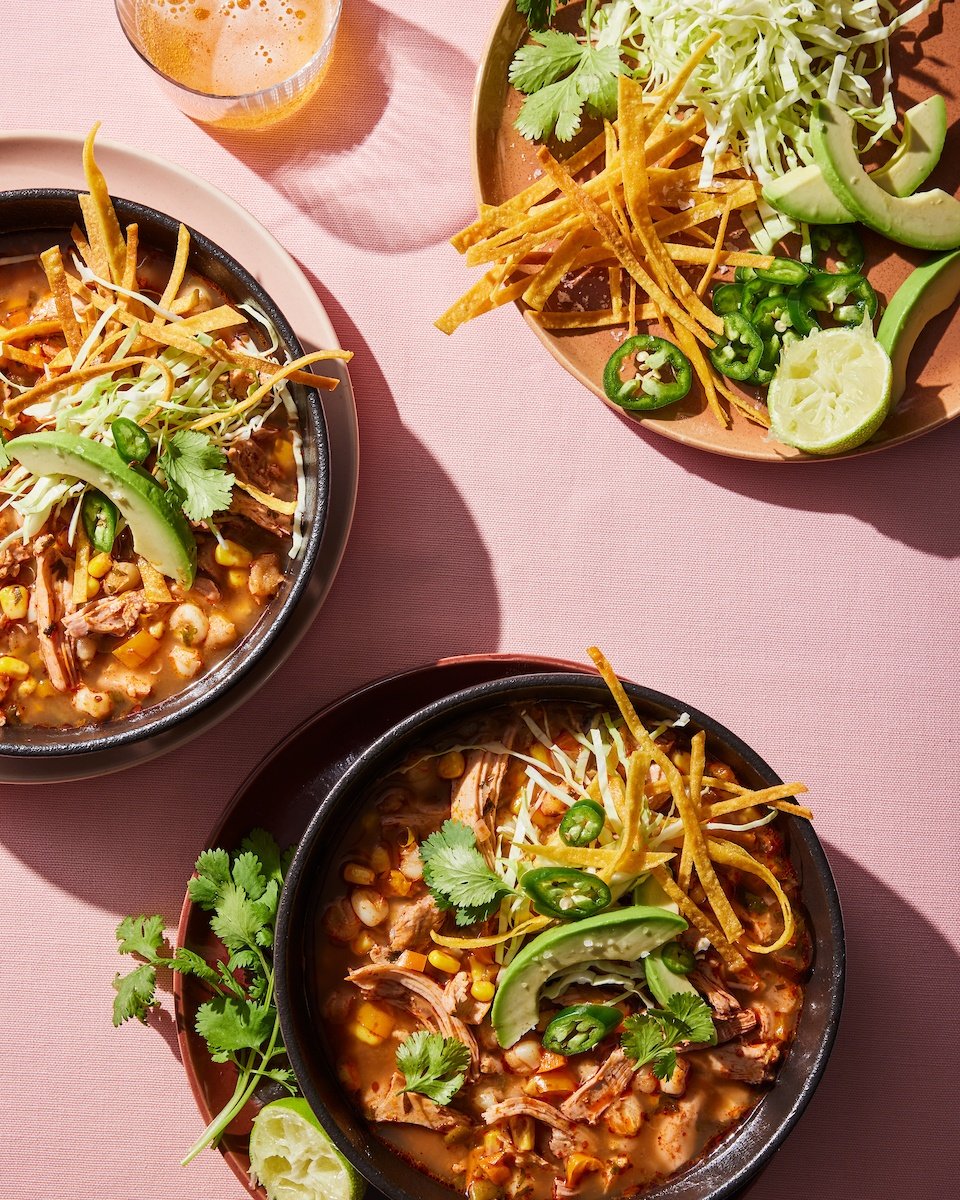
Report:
1,3,958,1197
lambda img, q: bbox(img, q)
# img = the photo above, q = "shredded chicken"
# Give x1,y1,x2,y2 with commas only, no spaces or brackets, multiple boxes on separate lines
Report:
34,543,77,692
700,1041,780,1085
248,552,284,600
229,436,282,493
365,1073,471,1132
442,970,492,1025
0,535,47,583
560,1048,633,1124
389,894,444,953
348,964,479,1072
228,491,291,539
653,1096,704,1172
450,723,519,865
62,589,151,638
690,965,742,1016
483,1096,576,1134
713,1009,759,1044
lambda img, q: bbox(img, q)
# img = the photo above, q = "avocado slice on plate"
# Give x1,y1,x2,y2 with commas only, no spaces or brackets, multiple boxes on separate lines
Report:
9,430,196,585
490,905,686,1048
643,945,701,1007
812,101,960,251
764,95,948,225
877,248,960,406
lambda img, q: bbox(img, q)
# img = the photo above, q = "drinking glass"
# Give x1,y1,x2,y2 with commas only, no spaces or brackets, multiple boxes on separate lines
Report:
114,0,343,129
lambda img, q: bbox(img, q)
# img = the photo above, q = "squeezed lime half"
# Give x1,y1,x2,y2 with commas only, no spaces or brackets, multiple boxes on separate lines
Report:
767,323,892,454
249,1097,364,1200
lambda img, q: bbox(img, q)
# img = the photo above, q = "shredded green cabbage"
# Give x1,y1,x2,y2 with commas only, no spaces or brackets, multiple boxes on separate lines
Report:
597,0,939,186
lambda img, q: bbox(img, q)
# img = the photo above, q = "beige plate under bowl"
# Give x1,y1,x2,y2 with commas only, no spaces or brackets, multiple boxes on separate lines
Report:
472,0,960,461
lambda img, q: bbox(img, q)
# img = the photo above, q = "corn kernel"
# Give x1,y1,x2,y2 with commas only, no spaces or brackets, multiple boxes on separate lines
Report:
215,539,253,568
226,568,248,590
348,1021,384,1047
343,863,376,886
0,585,28,620
36,679,56,698
350,931,375,956
369,844,391,874
386,869,412,896
470,979,496,1003
355,1001,394,1039
530,742,552,767
87,553,114,579
0,656,29,680
85,576,100,600
437,749,466,780
17,677,37,698
428,950,461,975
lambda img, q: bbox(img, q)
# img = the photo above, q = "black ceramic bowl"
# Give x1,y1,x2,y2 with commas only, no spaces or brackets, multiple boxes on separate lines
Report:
276,673,845,1200
0,189,331,782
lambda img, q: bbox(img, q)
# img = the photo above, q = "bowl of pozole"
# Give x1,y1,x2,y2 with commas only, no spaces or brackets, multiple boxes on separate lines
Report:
0,134,342,780
276,657,844,1200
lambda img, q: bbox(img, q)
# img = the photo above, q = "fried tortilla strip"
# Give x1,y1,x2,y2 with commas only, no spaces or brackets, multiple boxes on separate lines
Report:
708,839,795,954
522,226,592,310
696,195,735,296
120,223,146,322
536,147,711,347
431,915,551,950
618,75,722,336
662,245,773,269
138,556,172,603
436,259,530,333
210,343,342,390
78,194,113,284
191,349,347,430
609,267,623,320
715,379,771,428
670,319,729,428
3,355,174,417
705,783,810,821
234,478,297,516
38,246,82,358
170,288,201,316
0,344,46,370
653,184,757,240
82,123,127,284
678,731,706,891
531,307,652,330
0,320,62,343
644,33,721,130
651,865,748,972
586,646,743,943
72,527,91,607
173,305,247,334
157,223,191,319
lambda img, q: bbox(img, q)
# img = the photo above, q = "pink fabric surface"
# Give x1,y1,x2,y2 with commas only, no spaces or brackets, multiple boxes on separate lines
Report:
1,3,958,1197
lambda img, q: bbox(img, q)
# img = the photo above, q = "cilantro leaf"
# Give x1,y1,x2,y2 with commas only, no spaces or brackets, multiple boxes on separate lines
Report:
666,992,718,1046
195,996,274,1061
516,0,557,32
168,947,222,987
420,820,514,924
209,881,269,950
241,829,284,884
511,33,624,143
233,850,267,901
621,991,716,1077
112,964,158,1026
115,915,165,962
158,429,235,522
396,1031,471,1106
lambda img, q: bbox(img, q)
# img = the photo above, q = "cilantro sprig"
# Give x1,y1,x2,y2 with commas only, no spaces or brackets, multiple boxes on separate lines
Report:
621,992,717,1079
112,829,295,1165
157,429,235,522
420,820,515,927
517,0,559,32
396,1031,471,1105
510,0,625,142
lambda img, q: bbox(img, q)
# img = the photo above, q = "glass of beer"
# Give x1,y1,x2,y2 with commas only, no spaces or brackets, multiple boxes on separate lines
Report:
114,0,342,129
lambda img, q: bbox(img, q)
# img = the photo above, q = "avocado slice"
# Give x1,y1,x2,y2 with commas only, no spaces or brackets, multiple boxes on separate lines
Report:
490,905,686,1048
9,431,196,585
877,248,960,405
764,96,949,224
643,945,700,1007
871,94,948,197
762,164,851,225
812,102,960,251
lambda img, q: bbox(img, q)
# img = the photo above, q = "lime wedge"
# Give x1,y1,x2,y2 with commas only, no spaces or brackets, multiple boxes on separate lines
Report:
767,323,892,454
249,1097,364,1200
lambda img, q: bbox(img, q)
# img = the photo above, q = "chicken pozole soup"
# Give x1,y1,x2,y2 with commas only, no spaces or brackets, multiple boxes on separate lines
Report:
315,664,815,1200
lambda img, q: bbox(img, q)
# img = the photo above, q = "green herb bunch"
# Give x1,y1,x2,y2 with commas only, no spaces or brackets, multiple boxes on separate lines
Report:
420,819,515,926
621,992,717,1079
112,829,296,1165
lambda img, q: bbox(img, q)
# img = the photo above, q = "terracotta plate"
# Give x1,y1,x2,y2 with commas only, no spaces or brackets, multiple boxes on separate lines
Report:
173,654,774,1199
472,0,960,461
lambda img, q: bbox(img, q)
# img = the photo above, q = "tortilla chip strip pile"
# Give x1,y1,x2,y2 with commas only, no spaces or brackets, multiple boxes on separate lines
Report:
586,647,809,969
1,123,351,423
437,41,779,428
